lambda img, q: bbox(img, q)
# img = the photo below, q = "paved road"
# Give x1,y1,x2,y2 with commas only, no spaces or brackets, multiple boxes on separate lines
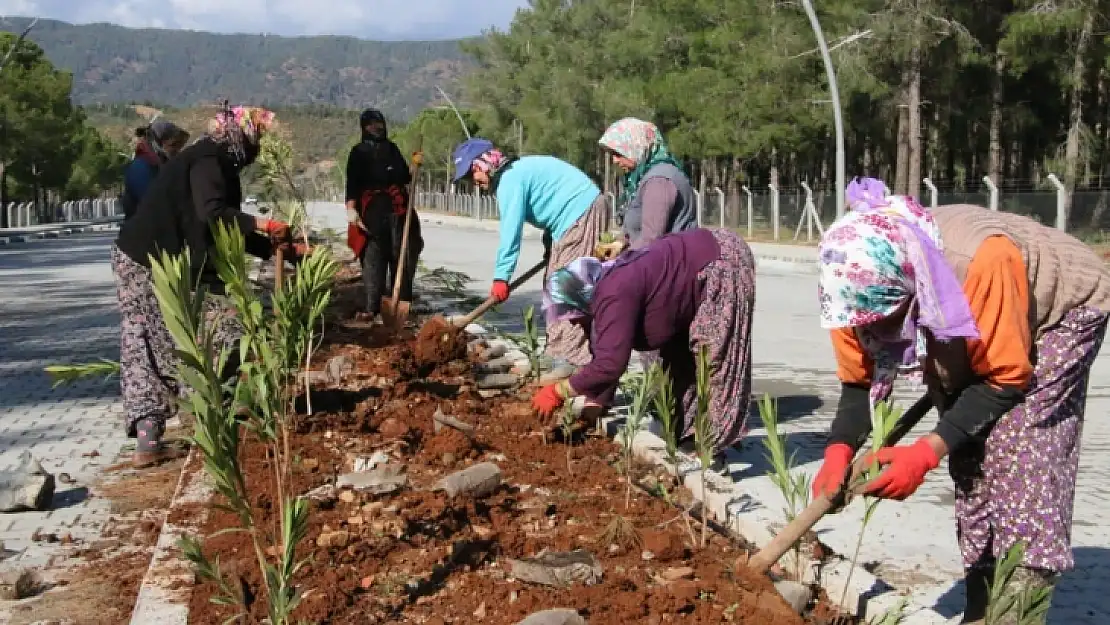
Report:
0,219,1105,623
412,217,1110,625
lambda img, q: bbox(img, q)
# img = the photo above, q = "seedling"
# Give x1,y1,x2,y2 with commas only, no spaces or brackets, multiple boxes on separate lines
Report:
491,305,542,380
692,344,713,548
620,364,660,508
44,359,120,387
985,541,1052,625
598,514,643,551
651,365,696,544
560,400,576,473
757,393,812,578
868,597,908,624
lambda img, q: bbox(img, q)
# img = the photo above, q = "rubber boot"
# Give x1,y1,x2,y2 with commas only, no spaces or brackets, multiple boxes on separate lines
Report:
960,566,992,624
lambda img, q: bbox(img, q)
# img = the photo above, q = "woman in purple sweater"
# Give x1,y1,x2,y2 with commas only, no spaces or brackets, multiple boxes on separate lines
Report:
532,228,757,452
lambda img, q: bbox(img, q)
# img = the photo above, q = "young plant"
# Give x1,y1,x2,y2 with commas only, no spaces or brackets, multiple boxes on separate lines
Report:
598,514,643,551
837,400,902,617
619,364,660,508
985,541,1052,625
692,344,714,548
559,400,576,473
152,222,336,625
520,304,541,379
757,393,812,578
44,359,120,387
651,365,697,545
868,597,908,625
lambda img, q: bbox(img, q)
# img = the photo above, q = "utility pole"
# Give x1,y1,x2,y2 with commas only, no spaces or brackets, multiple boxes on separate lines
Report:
799,1,845,218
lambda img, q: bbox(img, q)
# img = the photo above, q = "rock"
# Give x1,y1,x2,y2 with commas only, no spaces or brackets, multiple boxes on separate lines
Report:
641,530,686,561
515,609,586,625
316,530,351,549
303,484,337,501
475,373,520,390
0,568,38,600
353,451,391,473
441,453,456,466
484,344,508,359
435,463,502,498
773,580,814,614
640,551,655,561
660,567,696,582
507,550,603,587
475,356,515,374
473,602,487,618
301,370,330,385
0,452,55,513
325,354,355,384
337,465,408,495
432,408,476,438
510,361,533,377
478,390,502,399
339,491,356,503
378,417,409,438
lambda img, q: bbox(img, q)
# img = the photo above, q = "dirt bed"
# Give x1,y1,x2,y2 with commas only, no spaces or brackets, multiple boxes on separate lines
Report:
185,276,835,624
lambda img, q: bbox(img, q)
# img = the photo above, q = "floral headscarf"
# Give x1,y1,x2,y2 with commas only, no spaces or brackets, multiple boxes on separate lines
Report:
599,118,683,217
846,176,891,211
542,249,648,326
818,188,979,404
471,148,507,176
207,104,275,168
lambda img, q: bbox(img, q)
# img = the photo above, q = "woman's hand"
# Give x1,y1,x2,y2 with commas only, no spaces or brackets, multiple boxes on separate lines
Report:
862,436,943,500
812,443,855,500
258,218,291,243
532,382,567,418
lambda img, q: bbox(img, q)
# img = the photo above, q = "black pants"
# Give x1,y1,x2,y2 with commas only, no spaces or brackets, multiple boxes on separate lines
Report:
361,205,423,315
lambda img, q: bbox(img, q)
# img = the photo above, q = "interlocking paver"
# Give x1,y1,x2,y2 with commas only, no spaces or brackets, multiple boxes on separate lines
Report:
0,231,127,572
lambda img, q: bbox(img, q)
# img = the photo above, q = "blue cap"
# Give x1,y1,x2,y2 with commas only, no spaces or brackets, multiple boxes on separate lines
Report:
452,138,495,182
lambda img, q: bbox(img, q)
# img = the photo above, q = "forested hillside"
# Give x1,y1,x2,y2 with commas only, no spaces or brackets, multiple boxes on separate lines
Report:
0,17,473,119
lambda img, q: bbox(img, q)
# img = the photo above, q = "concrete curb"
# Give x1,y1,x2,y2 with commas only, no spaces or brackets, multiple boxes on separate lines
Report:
0,217,123,245
129,447,212,624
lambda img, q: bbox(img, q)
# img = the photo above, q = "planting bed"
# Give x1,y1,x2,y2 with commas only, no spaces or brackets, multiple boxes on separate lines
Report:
184,274,840,624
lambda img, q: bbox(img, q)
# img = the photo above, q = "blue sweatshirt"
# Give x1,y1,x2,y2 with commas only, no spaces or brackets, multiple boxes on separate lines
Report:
493,155,600,281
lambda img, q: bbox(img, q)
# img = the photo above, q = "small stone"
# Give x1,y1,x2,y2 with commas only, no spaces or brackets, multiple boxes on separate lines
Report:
515,608,587,625
0,569,39,600
773,580,814,614
339,491,356,503
641,550,655,561
362,501,385,517
507,550,602,587
304,484,337,501
325,354,355,384
660,567,696,582
608,544,620,555
316,530,351,549
474,602,487,618
441,453,456,466
348,516,364,525
478,390,501,399
353,452,391,473
337,465,408,495
510,590,519,603
360,575,375,590
476,373,520,390
472,525,494,539
0,452,55,513
435,463,502,498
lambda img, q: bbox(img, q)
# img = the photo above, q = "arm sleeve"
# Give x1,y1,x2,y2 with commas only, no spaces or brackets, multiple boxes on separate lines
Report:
568,289,638,403
933,235,1032,451
493,181,527,282
631,178,678,249
244,232,274,261
344,148,361,204
389,143,412,186
832,327,873,385
189,156,256,235
125,161,153,203
827,383,873,449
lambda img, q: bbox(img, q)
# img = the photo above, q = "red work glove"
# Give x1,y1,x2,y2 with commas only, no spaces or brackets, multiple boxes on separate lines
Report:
260,218,291,243
532,383,566,418
862,438,940,501
285,242,312,263
490,280,510,303
812,443,854,500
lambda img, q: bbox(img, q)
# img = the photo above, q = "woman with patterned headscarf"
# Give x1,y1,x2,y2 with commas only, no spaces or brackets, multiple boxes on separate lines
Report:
814,178,1110,623
113,104,296,468
121,119,190,220
596,118,696,257
532,228,756,455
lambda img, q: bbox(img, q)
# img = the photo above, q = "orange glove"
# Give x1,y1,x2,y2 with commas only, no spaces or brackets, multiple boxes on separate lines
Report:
532,383,566,418
862,438,940,501
260,218,291,243
490,280,510,303
812,443,854,499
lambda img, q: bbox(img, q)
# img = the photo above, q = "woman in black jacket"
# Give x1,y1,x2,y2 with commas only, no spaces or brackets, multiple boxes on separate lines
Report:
112,104,292,468
345,108,423,320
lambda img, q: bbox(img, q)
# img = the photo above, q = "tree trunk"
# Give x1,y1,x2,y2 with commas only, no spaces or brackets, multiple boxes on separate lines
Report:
1065,9,1094,229
894,77,910,195
907,22,923,199
987,51,1006,186
0,161,6,229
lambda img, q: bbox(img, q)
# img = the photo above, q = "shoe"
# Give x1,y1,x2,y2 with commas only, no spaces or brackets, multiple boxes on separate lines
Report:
132,444,189,469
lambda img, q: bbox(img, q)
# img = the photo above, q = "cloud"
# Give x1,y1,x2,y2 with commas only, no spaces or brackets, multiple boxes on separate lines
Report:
0,0,527,39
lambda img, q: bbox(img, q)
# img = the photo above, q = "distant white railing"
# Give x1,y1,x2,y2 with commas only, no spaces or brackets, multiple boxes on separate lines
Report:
2,198,123,229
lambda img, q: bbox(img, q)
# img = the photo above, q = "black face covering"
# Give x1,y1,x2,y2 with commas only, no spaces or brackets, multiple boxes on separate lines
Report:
360,108,387,142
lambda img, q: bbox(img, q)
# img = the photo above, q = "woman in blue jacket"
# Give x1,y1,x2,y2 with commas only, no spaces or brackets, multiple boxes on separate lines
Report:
121,120,189,219
452,138,609,379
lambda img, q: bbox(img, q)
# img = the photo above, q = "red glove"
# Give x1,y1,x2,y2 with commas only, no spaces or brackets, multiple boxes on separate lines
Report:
862,438,940,500
812,443,854,500
490,280,510,303
532,383,566,418
260,219,291,243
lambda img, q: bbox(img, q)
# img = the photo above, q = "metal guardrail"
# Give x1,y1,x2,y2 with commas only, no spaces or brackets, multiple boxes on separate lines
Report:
2,198,122,229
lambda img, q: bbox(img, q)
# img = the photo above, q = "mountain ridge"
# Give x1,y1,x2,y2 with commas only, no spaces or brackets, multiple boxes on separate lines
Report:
0,16,477,119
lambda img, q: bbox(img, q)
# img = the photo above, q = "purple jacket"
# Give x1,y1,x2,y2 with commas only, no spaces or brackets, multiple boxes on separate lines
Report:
569,228,721,404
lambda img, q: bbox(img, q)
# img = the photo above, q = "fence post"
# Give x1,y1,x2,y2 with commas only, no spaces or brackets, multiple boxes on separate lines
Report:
605,191,616,230
693,190,703,227
742,185,753,238
714,187,725,228
922,177,938,209
1046,173,1067,231
474,188,481,221
982,176,999,211
769,183,780,241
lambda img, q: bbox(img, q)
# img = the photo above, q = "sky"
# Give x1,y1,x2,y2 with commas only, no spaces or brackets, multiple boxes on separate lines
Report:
0,0,529,40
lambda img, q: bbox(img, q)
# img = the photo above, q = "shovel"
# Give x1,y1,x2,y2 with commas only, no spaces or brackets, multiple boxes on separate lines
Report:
380,136,423,331
746,394,934,574
455,259,547,328
274,245,285,290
